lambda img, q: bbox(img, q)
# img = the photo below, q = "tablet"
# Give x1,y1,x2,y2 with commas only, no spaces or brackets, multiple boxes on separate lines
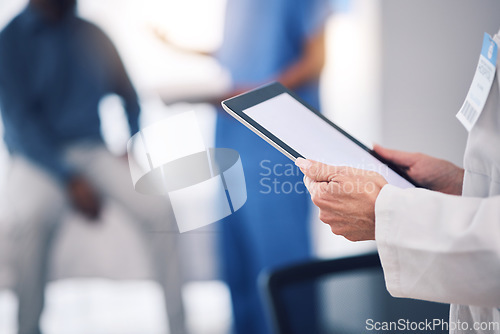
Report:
221,82,416,188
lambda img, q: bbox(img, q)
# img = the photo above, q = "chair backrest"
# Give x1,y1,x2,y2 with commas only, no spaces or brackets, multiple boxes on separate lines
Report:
260,252,449,334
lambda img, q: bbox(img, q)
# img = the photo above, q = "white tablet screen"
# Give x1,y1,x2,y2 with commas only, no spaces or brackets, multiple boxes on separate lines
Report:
243,93,414,188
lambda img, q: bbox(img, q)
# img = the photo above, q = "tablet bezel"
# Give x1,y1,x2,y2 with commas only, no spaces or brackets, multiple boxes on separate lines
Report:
221,82,418,187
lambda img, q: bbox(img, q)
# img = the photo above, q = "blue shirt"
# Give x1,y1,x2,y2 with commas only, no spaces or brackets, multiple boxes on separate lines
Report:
217,0,330,91
0,6,140,183
215,0,331,164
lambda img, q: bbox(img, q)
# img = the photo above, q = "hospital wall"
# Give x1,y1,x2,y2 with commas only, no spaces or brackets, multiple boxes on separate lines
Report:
379,0,500,166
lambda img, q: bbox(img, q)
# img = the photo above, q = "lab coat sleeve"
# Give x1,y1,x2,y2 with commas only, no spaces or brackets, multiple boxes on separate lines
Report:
375,184,500,308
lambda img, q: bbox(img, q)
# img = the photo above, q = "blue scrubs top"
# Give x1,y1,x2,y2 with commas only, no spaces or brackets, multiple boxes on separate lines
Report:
215,0,330,333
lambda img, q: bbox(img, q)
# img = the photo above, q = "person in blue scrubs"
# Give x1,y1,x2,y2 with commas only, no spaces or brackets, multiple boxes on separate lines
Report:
215,1,330,333
153,1,330,332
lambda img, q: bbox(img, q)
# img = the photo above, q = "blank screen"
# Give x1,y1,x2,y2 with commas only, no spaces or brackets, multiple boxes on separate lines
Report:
243,93,414,188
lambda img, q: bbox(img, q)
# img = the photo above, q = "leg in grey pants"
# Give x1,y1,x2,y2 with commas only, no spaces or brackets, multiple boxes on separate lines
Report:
5,144,187,334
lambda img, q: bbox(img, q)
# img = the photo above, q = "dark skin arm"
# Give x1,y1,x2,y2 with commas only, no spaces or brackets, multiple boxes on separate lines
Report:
276,28,326,91
152,25,326,103
29,0,103,220
67,176,101,220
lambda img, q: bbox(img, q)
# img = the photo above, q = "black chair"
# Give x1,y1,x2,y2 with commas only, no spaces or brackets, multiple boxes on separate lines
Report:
260,252,449,334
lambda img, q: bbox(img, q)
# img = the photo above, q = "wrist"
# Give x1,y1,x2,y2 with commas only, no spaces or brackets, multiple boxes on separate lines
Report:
453,168,465,195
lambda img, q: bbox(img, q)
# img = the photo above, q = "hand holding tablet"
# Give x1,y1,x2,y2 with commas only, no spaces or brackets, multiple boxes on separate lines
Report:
221,82,416,189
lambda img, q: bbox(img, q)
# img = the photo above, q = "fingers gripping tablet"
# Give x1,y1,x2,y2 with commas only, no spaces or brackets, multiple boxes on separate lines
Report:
221,82,416,189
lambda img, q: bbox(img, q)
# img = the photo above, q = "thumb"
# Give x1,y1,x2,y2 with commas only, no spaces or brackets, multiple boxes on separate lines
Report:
373,144,417,168
295,158,339,182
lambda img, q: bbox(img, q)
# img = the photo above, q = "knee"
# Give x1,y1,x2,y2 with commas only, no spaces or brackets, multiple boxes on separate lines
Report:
5,189,66,236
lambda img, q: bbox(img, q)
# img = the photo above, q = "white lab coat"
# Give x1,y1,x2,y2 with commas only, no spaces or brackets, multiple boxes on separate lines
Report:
375,29,500,333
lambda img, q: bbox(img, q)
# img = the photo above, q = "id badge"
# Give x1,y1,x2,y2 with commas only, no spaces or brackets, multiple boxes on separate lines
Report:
456,33,498,131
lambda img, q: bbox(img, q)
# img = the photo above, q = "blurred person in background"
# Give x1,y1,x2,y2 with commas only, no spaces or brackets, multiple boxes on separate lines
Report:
215,2,330,334
0,0,187,333
156,0,331,333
